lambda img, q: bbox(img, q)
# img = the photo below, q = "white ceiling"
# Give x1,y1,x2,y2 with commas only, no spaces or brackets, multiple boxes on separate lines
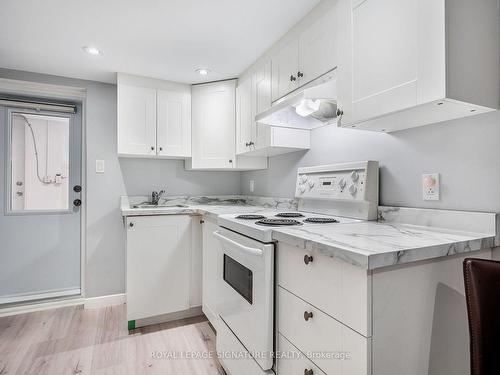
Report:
0,0,321,84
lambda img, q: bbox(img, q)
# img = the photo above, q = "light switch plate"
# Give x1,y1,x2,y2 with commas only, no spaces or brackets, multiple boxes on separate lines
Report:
96,160,105,174
422,173,440,200
249,180,255,192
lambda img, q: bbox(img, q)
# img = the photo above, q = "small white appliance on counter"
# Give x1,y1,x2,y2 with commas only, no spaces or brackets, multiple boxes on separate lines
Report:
213,161,379,375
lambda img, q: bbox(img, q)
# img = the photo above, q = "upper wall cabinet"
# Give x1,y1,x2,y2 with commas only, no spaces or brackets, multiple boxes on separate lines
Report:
272,6,338,102
237,62,310,157
186,79,267,171
337,0,500,132
117,73,191,158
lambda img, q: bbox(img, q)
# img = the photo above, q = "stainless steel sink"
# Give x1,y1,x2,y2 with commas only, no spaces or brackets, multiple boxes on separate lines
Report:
131,204,188,209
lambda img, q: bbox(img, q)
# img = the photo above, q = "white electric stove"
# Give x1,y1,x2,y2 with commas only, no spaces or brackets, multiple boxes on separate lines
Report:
214,161,379,375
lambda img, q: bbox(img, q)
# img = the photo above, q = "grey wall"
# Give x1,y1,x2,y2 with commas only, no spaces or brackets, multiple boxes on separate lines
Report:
241,110,500,213
0,68,241,298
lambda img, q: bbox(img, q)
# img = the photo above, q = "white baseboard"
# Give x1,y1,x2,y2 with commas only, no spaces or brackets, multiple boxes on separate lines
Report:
84,293,126,309
0,296,85,317
0,288,81,305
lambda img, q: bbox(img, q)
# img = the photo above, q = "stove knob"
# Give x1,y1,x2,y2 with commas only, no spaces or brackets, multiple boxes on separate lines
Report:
308,180,315,189
351,171,359,182
300,174,308,183
349,184,357,195
339,178,347,189
299,185,306,194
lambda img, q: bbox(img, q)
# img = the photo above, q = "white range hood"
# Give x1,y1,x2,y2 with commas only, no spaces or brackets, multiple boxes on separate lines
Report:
255,69,339,130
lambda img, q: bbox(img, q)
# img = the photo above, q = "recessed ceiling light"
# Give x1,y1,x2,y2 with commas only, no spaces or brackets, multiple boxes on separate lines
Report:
195,68,210,76
83,46,102,56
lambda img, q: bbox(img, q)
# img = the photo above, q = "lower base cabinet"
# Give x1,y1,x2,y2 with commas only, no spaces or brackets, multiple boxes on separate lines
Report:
201,218,221,328
125,215,201,327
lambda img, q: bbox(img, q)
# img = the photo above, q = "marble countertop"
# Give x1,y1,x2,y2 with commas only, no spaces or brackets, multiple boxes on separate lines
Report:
272,221,496,269
121,196,498,270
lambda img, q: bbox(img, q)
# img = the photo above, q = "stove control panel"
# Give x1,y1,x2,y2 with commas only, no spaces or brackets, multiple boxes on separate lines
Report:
296,161,378,200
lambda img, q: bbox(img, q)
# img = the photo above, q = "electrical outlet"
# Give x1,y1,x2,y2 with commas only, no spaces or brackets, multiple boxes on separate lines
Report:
96,160,105,174
422,173,440,201
249,180,255,192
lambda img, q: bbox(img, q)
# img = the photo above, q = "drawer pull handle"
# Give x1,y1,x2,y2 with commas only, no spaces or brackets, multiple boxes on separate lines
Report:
304,255,313,265
304,369,314,375
304,311,313,321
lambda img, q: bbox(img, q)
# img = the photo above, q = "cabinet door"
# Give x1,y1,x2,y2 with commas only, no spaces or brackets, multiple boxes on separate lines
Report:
126,215,191,321
253,61,272,149
117,84,157,156
271,39,299,101
157,89,191,158
236,78,252,155
201,220,221,327
191,80,236,169
298,6,338,85
338,0,418,125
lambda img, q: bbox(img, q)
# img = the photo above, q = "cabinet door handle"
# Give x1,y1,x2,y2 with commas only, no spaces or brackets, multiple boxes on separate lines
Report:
151,146,155,151
304,255,313,265
200,219,205,224
297,71,304,78
245,142,249,147
336,108,344,117
249,141,254,146
159,147,163,151
304,311,313,321
229,159,233,163
129,222,134,228
304,369,314,375
290,75,297,82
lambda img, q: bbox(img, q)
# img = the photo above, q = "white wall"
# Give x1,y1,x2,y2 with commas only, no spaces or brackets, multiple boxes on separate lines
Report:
0,68,241,298
241,110,500,212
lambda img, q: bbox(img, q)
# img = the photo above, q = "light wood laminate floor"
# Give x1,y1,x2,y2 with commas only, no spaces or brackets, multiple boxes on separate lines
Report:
0,304,225,374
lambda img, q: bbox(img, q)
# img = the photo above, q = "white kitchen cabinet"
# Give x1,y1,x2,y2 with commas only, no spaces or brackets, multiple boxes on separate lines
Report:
126,215,200,327
337,0,500,131
117,73,192,158
117,83,157,156
237,62,310,157
187,79,267,171
201,218,220,328
298,6,338,86
272,39,300,101
156,89,191,158
271,8,337,102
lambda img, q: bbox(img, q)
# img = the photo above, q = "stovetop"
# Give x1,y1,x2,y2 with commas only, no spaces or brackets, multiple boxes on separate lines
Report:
218,211,361,243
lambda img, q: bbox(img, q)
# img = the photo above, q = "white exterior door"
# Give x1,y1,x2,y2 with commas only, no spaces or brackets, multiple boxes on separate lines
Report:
272,39,299,101
117,84,157,156
191,80,236,169
156,89,191,158
126,215,191,321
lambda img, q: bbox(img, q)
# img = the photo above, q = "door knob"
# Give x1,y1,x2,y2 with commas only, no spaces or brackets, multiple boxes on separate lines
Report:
73,199,82,207
304,255,313,265
304,311,313,321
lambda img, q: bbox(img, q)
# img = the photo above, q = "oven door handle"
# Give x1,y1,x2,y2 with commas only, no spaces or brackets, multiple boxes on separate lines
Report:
213,231,263,256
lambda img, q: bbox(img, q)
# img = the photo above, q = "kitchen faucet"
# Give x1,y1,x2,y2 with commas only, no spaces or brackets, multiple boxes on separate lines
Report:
151,190,165,205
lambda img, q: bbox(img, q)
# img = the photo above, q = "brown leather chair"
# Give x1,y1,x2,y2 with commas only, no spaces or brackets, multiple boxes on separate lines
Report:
463,258,500,375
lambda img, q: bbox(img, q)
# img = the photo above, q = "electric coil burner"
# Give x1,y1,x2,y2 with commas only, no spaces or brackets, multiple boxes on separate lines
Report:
275,212,305,218
303,217,340,224
255,218,303,226
235,214,266,220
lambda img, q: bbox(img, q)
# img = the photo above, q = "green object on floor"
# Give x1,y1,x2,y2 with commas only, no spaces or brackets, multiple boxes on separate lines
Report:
128,320,136,330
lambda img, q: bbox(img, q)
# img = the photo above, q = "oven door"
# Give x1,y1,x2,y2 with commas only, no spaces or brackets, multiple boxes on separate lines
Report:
214,228,274,371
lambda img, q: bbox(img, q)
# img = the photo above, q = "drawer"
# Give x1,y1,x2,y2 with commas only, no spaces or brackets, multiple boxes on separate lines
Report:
278,334,326,375
278,287,371,375
278,242,371,336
